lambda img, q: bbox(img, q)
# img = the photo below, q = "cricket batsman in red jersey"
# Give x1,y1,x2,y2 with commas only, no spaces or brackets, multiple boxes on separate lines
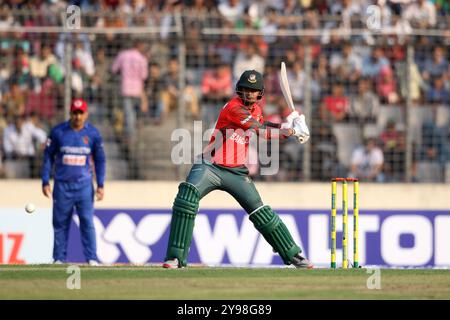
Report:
163,70,312,269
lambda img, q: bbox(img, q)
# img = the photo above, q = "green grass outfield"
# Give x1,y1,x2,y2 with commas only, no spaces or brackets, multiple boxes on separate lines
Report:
0,265,449,299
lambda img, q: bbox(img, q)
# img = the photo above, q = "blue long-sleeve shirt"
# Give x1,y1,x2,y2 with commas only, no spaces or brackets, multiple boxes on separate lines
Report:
41,121,106,187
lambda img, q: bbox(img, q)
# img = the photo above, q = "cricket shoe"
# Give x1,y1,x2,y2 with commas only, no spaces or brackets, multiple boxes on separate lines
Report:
162,258,183,269
53,260,64,264
88,260,100,266
291,254,314,269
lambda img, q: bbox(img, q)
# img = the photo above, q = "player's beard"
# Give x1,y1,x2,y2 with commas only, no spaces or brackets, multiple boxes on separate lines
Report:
240,91,259,106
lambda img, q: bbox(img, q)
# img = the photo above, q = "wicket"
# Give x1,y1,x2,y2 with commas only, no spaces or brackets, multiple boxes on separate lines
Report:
331,178,359,269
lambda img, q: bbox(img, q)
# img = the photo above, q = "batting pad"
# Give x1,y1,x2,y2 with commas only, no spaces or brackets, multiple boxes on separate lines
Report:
249,205,301,265
165,182,200,266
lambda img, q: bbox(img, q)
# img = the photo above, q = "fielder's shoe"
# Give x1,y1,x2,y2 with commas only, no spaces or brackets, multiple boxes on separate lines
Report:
162,258,183,269
291,254,314,269
88,260,100,266
53,260,64,264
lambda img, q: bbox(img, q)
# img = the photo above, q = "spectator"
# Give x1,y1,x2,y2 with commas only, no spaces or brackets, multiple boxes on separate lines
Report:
361,47,390,78
11,45,32,90
148,41,171,75
319,82,350,122
71,0,101,13
184,0,218,17
55,33,91,70
71,58,85,97
287,61,307,103
185,21,206,83
330,42,362,83
29,44,57,90
25,76,58,123
349,77,380,124
403,0,437,28
276,0,302,29
380,119,400,148
280,135,305,182
0,58,11,94
111,40,148,138
313,53,330,97
96,1,128,29
218,0,246,27
426,75,450,105
91,48,113,119
201,61,233,129
211,34,238,66
160,58,200,121
349,137,385,182
432,0,450,16
0,6,14,28
377,65,399,104
340,0,363,29
288,60,320,103
418,121,447,164
233,42,265,83
73,40,95,80
421,46,449,81
0,104,7,132
3,113,47,177
380,120,406,182
2,31,31,58
144,62,165,122
1,82,26,119
373,0,394,29
311,122,340,181
263,63,281,98
258,64,285,122
0,148,3,178
260,7,279,44
397,58,423,104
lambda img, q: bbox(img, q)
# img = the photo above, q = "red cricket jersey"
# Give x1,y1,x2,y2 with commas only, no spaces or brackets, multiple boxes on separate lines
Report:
203,97,279,167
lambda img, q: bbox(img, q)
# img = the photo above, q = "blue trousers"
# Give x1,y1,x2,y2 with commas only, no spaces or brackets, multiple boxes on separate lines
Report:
52,180,98,262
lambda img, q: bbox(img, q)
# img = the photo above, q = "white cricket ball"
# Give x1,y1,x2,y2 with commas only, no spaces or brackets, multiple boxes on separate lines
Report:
25,203,36,214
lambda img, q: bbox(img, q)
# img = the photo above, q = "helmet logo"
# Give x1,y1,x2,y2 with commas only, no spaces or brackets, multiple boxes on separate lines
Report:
248,74,257,83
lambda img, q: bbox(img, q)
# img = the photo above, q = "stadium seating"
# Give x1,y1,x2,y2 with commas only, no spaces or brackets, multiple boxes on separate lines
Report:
436,105,450,128
105,159,129,180
416,162,443,183
332,123,362,169
3,160,30,179
409,107,435,146
377,105,404,132
446,162,450,183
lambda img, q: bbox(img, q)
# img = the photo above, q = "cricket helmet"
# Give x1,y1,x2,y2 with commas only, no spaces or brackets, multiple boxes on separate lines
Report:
235,70,264,101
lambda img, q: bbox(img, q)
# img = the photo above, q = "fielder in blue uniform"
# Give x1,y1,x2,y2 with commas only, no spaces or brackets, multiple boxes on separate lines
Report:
41,98,106,265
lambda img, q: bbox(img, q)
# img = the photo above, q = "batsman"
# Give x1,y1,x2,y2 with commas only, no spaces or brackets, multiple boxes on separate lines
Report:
163,70,312,269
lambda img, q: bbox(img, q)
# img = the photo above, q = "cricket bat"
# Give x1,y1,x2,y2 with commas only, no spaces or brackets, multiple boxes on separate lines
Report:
280,61,296,112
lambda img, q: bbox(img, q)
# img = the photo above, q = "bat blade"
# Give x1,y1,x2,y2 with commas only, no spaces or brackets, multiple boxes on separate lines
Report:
280,61,296,111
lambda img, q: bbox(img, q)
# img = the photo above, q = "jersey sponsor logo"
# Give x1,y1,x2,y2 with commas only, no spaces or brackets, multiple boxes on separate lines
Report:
229,132,246,145
62,154,86,166
60,146,91,154
83,136,89,145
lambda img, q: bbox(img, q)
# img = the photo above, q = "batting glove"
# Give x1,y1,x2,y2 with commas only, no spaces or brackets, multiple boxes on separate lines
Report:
286,110,300,128
292,114,310,144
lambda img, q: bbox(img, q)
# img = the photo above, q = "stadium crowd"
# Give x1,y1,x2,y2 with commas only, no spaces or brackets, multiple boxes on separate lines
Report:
0,0,450,182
